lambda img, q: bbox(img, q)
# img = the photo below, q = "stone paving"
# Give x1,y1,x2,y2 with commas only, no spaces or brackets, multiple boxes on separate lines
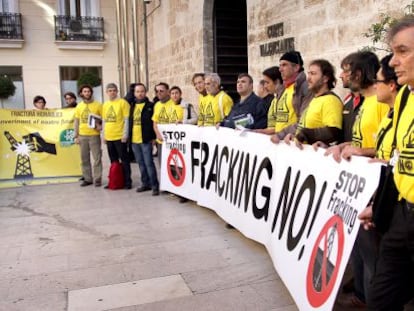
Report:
1,163,409,310
0,162,298,311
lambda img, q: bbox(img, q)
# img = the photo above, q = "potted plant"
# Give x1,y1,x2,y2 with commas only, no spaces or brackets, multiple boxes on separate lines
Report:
0,75,16,109
77,72,101,88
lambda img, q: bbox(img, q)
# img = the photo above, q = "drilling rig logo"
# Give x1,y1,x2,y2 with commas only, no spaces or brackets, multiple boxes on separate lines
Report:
4,131,56,182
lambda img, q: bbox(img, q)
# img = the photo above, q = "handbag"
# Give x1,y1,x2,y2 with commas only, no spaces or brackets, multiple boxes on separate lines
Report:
372,86,410,233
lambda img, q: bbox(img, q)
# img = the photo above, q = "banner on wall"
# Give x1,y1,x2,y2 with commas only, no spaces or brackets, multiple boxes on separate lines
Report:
0,108,81,188
159,124,381,311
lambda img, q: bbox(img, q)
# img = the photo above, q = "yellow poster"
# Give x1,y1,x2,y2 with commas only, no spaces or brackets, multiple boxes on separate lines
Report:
0,108,81,188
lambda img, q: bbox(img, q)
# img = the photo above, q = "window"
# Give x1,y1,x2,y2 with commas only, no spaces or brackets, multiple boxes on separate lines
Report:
59,66,102,107
0,66,24,109
58,0,99,17
0,0,18,13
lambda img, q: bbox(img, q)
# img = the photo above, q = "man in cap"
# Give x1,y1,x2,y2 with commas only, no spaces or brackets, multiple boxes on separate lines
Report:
263,51,312,142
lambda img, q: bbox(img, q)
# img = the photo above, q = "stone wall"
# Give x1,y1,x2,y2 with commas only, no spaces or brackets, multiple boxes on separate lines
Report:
143,0,412,105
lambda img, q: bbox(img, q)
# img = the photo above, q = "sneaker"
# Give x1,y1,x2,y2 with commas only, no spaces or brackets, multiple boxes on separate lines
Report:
80,181,93,187
136,185,151,193
152,189,159,196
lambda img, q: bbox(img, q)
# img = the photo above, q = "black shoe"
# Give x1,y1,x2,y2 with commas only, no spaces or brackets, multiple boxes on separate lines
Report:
225,223,235,229
136,186,151,192
79,177,85,181
342,278,354,293
124,185,132,190
152,189,159,196
179,197,189,203
80,181,93,187
104,185,109,189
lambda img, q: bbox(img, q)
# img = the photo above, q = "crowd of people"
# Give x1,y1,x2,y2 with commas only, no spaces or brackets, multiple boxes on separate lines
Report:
28,14,414,310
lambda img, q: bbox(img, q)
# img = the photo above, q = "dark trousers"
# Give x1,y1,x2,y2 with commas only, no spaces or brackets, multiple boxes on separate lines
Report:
351,226,381,303
106,140,132,187
367,201,414,311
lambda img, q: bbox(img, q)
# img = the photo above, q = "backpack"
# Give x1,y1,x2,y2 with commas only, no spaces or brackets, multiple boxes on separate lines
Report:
108,161,124,190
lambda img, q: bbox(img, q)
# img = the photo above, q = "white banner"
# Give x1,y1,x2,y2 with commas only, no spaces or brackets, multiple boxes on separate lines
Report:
159,124,381,311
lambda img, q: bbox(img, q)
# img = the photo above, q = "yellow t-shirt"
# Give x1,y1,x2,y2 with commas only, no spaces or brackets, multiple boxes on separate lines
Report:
275,84,296,133
351,95,389,148
297,93,343,130
132,103,144,144
197,94,213,126
198,91,233,126
267,97,278,129
152,99,184,124
102,98,130,141
375,113,393,161
74,100,102,136
392,87,414,202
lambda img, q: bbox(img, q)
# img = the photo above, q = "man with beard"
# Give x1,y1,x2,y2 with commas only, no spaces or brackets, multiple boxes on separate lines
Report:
129,83,159,196
73,84,103,187
339,53,361,143
284,59,343,146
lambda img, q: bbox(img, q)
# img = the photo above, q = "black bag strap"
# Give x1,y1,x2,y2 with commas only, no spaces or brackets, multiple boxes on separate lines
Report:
391,86,410,151
375,113,393,151
187,103,192,120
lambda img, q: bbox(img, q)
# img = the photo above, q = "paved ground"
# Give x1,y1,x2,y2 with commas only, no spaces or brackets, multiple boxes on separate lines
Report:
0,161,298,311
1,163,411,310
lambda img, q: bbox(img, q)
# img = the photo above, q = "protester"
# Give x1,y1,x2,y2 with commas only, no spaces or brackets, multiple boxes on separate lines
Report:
220,73,267,130
73,84,102,187
327,51,389,162
170,86,197,125
339,53,361,144
358,16,414,310
260,66,283,123
129,83,159,196
320,51,388,308
152,82,183,166
63,92,77,108
256,79,274,113
198,73,233,126
284,59,343,146
256,51,312,139
192,73,211,120
102,83,132,189
33,95,46,110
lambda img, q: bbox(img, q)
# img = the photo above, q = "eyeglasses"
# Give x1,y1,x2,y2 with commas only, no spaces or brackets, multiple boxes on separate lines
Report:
155,89,165,93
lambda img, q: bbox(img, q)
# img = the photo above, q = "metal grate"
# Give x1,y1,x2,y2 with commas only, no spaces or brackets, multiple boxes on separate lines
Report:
0,13,23,40
54,15,104,42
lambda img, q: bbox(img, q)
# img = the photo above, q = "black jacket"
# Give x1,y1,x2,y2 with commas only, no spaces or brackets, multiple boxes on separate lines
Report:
129,96,156,143
221,92,267,129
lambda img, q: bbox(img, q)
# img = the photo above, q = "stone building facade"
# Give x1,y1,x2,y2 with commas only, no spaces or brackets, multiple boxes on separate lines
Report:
0,0,411,109
138,0,412,105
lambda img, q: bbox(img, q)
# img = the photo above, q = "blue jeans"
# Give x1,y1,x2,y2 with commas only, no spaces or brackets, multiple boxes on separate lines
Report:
131,142,159,190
